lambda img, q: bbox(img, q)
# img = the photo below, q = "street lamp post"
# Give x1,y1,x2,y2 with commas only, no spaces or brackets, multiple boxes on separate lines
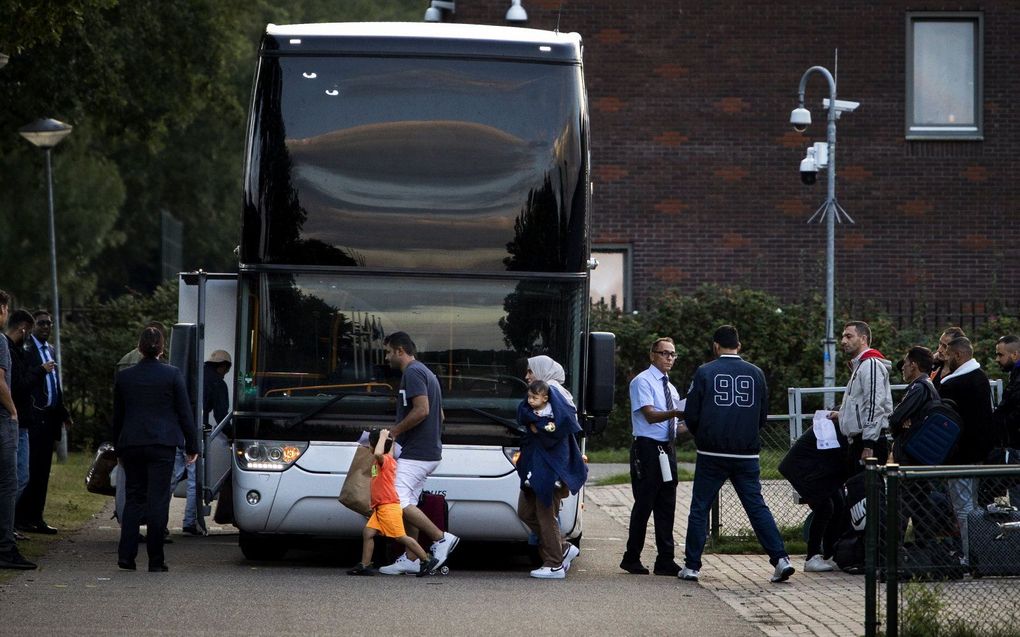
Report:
790,67,858,408
19,118,73,457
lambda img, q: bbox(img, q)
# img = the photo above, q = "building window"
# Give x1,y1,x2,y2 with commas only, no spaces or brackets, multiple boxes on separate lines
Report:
590,247,631,312
906,13,983,140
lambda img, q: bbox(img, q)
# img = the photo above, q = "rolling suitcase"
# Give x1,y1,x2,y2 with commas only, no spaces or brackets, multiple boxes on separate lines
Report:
967,505,1020,577
415,491,449,552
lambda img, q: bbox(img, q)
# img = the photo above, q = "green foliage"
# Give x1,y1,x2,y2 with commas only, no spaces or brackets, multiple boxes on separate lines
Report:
62,281,179,449
588,284,1020,450
1,0,424,305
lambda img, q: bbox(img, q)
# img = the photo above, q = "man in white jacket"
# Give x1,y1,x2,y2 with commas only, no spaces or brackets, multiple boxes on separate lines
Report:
829,321,893,477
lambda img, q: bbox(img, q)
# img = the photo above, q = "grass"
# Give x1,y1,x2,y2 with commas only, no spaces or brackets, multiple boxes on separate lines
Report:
595,468,695,486
706,524,806,556
1,451,109,583
588,447,786,479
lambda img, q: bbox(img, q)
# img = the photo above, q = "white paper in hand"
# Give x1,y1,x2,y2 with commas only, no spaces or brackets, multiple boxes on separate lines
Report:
812,411,840,450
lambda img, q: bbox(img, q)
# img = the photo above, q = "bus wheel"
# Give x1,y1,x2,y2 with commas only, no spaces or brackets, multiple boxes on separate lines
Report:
239,531,288,561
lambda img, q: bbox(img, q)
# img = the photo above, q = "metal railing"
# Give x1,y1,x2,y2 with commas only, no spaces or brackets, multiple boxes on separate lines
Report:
709,380,1004,541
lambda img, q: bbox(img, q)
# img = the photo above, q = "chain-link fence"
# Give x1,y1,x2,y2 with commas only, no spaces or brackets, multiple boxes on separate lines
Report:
711,382,1004,542
864,462,1020,637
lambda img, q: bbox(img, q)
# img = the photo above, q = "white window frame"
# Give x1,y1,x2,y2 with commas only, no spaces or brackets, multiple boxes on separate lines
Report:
905,12,983,140
590,245,631,312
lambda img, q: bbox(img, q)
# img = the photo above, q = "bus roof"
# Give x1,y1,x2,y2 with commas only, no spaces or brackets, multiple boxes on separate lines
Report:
263,22,582,63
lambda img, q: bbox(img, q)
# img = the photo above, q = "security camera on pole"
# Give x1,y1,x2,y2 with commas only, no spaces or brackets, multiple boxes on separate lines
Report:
789,66,859,409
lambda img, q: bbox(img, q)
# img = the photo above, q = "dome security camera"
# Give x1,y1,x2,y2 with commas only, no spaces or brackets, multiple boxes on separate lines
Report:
790,106,811,133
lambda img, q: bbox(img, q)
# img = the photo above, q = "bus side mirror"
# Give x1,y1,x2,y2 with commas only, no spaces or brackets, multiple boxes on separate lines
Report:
585,331,616,435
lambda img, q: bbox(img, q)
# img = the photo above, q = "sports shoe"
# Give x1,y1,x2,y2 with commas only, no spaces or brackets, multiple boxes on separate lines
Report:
347,562,374,576
562,544,580,571
417,554,440,578
678,567,700,581
379,554,420,575
804,554,834,572
530,565,566,579
430,532,460,569
182,525,203,536
771,556,795,583
0,550,38,570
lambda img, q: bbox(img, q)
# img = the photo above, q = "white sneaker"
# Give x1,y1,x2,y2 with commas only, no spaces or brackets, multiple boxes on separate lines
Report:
771,556,795,583
562,544,580,571
678,567,700,581
530,565,566,579
804,554,834,573
379,554,420,575
430,532,460,569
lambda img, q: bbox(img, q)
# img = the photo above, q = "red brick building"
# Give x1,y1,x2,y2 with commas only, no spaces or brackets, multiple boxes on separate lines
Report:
446,1,1017,315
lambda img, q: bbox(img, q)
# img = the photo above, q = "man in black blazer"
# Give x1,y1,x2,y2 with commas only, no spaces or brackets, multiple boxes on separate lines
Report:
16,310,71,535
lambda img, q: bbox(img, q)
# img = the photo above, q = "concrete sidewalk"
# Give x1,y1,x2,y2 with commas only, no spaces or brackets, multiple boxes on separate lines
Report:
587,483,866,637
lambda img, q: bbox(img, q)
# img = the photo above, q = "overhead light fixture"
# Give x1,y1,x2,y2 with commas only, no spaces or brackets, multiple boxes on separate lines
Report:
506,0,528,23
424,0,455,22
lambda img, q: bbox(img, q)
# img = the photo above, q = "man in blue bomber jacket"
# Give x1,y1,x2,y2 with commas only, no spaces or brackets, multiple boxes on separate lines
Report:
679,325,794,585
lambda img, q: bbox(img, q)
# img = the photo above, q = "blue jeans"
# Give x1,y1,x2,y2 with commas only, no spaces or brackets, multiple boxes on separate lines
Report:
16,428,29,501
0,416,18,556
170,449,197,528
684,453,788,571
948,478,976,562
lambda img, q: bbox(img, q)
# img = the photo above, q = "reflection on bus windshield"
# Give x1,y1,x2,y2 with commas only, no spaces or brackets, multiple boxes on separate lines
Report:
238,274,582,419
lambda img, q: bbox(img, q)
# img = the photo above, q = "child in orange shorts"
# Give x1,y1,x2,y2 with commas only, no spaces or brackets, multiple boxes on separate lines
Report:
348,429,438,576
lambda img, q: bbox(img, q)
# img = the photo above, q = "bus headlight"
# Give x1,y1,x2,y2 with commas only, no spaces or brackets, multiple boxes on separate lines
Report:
235,440,308,471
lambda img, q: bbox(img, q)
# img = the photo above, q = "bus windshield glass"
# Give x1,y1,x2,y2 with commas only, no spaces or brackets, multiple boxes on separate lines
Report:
243,54,586,272
237,273,583,424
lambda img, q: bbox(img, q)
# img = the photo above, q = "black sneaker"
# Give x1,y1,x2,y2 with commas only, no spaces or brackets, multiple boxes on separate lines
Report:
417,554,439,577
619,559,650,575
347,562,375,576
0,550,38,570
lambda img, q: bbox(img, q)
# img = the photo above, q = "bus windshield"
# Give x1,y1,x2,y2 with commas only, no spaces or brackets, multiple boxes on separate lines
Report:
236,273,584,424
242,54,586,272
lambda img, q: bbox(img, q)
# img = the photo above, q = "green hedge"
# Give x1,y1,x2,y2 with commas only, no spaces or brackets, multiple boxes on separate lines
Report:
62,280,179,449
589,284,1019,450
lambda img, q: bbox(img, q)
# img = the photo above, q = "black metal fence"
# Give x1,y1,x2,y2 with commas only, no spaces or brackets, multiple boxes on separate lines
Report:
864,462,1020,637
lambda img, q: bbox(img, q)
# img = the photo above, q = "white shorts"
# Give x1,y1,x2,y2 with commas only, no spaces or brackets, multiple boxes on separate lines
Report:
395,458,441,509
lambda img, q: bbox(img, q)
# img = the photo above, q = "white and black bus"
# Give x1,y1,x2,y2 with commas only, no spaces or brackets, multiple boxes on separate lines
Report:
182,22,614,560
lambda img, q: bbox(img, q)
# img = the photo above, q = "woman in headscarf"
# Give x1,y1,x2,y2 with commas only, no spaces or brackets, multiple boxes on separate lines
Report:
515,355,587,578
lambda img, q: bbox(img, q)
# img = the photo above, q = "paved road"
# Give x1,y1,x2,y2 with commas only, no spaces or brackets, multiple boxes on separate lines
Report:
0,492,762,636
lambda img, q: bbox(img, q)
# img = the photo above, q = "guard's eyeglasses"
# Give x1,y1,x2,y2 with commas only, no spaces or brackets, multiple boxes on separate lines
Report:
653,351,677,358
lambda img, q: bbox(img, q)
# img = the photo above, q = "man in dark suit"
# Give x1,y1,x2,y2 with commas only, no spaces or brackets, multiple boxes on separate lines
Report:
16,310,71,535
938,336,994,566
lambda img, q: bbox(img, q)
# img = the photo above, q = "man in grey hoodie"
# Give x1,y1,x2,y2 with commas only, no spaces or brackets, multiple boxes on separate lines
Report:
829,321,893,478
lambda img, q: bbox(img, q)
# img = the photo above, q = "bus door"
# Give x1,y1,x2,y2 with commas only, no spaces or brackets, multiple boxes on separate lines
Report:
177,272,238,533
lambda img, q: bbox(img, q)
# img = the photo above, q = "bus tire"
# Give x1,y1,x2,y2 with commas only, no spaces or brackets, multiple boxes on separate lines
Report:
239,532,288,561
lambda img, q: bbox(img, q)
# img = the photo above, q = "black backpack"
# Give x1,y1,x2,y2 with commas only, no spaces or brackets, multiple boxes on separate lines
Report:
897,397,962,465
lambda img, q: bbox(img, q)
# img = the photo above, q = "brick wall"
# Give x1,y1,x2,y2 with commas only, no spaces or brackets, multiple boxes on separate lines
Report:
450,1,1018,311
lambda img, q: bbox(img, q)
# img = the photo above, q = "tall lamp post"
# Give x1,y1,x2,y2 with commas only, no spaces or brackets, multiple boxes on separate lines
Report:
789,67,858,408
19,118,73,442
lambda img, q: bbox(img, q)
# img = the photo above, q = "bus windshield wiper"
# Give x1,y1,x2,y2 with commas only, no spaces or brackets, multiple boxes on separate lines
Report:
285,391,392,428
454,407,525,434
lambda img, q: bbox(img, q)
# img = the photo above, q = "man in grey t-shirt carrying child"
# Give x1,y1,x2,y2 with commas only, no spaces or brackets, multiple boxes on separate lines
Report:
378,332,459,575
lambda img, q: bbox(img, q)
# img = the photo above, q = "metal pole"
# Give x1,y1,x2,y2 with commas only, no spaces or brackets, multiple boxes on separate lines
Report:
195,271,209,532
45,148,68,462
797,66,838,409
864,458,879,637
885,464,900,637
